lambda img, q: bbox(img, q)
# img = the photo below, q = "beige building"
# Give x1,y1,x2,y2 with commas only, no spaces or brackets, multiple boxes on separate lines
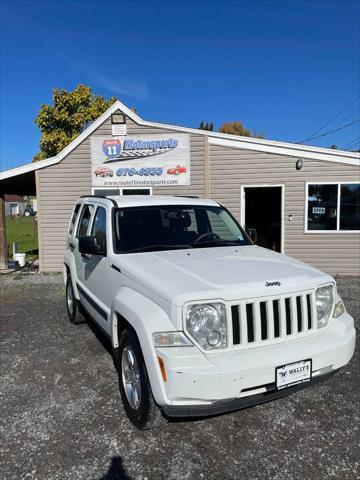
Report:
1,100,359,274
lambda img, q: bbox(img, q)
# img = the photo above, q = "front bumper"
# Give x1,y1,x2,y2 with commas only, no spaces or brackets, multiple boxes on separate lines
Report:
155,312,355,416
162,371,335,417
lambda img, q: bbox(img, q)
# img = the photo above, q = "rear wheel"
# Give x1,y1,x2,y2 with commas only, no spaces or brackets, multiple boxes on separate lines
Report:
66,276,84,324
118,329,165,430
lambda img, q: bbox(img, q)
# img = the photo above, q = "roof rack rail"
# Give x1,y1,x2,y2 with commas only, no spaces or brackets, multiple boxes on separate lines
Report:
80,195,117,206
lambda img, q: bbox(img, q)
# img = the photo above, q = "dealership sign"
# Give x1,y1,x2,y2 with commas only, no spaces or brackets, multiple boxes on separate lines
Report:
91,134,190,187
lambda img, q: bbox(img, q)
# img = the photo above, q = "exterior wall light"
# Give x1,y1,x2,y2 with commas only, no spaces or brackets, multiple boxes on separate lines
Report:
111,112,126,124
296,159,303,170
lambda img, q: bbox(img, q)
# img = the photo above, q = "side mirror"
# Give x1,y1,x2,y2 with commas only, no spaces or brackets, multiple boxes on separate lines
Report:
78,236,105,256
246,228,258,244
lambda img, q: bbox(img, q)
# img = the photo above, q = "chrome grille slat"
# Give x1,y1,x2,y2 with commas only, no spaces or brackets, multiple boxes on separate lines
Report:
230,292,316,348
279,298,287,338
266,300,274,340
239,303,248,346
301,295,308,334
253,302,262,343
290,296,297,336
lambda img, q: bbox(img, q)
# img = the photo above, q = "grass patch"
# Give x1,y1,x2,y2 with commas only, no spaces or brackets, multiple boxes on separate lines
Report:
6,216,38,258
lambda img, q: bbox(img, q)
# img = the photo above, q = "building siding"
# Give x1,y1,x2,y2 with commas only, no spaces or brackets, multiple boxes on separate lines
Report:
37,116,205,271
36,112,359,275
209,145,360,275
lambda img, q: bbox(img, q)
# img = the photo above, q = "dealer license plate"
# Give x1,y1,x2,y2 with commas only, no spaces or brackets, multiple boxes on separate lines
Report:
276,359,312,390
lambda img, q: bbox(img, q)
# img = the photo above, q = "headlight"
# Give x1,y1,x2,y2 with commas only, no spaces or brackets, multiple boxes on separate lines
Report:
185,303,227,350
315,285,334,328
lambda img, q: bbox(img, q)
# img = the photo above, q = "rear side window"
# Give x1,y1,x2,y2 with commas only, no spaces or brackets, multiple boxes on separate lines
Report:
91,207,107,251
69,204,81,234
77,204,94,236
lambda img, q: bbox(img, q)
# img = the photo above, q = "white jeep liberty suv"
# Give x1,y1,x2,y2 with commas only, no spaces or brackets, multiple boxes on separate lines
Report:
64,195,356,429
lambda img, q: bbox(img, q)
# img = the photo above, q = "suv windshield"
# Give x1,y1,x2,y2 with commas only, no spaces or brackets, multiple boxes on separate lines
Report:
113,205,250,253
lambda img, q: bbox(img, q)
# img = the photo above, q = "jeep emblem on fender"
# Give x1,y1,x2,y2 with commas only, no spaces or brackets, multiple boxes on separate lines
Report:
265,281,281,287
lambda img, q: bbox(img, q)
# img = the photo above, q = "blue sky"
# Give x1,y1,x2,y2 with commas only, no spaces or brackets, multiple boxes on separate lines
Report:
1,0,359,171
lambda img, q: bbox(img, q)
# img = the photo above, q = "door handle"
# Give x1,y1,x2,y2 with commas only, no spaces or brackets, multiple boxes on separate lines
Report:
69,243,75,250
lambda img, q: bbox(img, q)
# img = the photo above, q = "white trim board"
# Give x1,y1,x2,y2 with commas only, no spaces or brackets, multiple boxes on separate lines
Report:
1,99,359,182
208,137,360,166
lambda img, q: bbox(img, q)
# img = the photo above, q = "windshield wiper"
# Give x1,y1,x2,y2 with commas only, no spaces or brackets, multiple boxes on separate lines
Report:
127,244,193,253
193,239,241,248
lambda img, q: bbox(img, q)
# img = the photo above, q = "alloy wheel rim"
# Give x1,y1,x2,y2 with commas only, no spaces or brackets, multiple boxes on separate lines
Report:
121,346,141,410
67,282,74,315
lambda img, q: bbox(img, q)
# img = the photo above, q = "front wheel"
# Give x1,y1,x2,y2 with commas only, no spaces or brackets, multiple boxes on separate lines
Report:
118,330,165,430
66,276,84,324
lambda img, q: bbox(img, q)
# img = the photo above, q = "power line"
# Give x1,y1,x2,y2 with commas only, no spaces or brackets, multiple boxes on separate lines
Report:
296,119,360,144
330,108,360,131
342,136,360,150
346,141,360,151
299,96,360,142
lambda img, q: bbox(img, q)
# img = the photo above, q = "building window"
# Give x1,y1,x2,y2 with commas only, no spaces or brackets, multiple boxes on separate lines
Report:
92,187,152,196
306,183,360,232
340,184,360,230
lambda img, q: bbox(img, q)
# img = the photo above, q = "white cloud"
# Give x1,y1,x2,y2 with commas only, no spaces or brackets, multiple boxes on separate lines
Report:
58,54,148,100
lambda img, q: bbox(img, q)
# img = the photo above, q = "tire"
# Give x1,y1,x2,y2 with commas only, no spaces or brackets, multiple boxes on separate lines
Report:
118,329,166,430
66,276,84,324
24,211,30,217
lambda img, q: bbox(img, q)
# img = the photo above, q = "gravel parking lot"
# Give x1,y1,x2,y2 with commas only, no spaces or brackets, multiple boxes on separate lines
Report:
0,273,359,480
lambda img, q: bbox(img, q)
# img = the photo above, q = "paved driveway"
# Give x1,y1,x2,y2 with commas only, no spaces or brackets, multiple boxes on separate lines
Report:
0,274,359,480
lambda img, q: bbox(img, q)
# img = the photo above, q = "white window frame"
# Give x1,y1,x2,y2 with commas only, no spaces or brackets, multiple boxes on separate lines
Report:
240,184,285,254
304,181,360,234
91,187,152,195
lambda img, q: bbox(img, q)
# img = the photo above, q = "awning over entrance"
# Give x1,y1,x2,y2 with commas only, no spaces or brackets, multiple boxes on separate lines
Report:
0,168,38,270
0,170,36,196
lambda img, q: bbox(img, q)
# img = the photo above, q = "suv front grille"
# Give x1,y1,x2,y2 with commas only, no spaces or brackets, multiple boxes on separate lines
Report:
230,293,315,347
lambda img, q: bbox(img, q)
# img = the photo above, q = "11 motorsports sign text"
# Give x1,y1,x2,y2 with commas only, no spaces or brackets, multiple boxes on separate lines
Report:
91,133,190,187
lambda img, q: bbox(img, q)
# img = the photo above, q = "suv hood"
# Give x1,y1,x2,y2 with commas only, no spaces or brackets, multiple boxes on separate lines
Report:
117,246,333,306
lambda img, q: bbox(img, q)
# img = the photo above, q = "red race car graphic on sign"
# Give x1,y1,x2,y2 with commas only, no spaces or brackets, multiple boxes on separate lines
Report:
167,165,187,175
95,166,114,177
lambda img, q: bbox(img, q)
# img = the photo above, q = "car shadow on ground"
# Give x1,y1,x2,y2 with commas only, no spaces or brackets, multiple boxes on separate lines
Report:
97,456,132,480
82,310,118,371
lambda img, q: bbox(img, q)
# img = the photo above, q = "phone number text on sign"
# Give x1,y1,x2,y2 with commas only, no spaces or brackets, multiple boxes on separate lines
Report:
116,167,163,177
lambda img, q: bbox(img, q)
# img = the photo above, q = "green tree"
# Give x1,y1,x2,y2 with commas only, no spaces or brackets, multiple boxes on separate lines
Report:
219,121,264,138
33,85,117,162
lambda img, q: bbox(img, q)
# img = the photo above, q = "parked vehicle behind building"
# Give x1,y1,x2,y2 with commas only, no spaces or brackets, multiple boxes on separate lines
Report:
64,195,356,429
24,205,36,217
